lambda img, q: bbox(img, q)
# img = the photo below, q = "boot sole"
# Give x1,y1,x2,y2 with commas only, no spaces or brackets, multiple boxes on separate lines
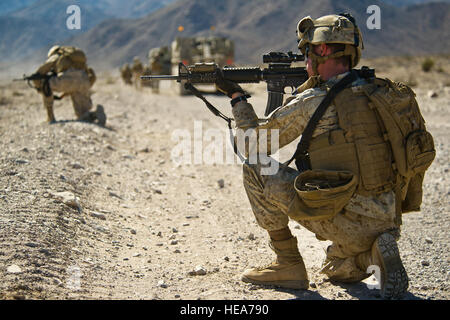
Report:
373,233,409,299
96,105,106,126
241,275,309,290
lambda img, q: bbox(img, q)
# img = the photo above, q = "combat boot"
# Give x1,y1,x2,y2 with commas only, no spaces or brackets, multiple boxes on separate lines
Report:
241,237,309,289
79,105,106,126
356,232,409,299
95,104,106,126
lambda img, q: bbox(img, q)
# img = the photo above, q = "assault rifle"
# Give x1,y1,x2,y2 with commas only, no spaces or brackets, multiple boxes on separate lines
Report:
13,72,52,85
13,72,60,98
142,51,308,116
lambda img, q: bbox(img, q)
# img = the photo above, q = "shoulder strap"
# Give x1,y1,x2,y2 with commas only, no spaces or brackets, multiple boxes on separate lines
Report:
184,82,246,163
287,70,360,171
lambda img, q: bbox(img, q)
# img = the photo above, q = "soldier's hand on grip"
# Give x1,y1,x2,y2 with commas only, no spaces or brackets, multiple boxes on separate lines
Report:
215,71,246,98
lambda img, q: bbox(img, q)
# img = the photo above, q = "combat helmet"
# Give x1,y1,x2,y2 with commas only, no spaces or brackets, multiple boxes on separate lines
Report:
149,48,160,60
296,13,363,73
48,45,61,58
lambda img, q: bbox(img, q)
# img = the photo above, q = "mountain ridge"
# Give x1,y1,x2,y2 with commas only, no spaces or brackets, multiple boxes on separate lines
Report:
69,0,450,68
1,0,448,72
0,0,176,62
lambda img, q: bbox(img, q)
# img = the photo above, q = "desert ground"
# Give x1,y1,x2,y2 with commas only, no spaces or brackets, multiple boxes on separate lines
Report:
0,55,448,300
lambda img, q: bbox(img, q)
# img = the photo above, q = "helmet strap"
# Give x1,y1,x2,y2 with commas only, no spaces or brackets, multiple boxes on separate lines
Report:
308,44,356,74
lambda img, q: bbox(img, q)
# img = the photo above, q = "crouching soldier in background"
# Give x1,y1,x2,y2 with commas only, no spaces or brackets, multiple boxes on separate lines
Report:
33,45,106,126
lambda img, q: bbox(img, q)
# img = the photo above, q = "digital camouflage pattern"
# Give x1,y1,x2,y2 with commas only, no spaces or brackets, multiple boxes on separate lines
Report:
42,69,93,120
234,73,398,281
34,46,98,123
297,14,363,70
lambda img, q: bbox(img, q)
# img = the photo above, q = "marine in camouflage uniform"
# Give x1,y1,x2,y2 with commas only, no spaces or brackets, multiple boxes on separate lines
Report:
148,46,171,93
33,45,106,125
141,65,152,88
120,63,133,85
215,14,408,299
131,56,144,90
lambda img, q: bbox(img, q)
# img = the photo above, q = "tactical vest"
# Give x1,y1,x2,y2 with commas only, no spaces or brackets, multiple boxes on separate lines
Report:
300,77,435,224
308,81,396,197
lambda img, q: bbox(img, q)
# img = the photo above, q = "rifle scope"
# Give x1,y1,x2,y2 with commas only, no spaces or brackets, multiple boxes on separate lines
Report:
262,51,304,64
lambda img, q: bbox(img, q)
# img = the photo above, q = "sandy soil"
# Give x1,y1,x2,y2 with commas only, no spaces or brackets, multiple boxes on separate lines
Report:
0,56,448,300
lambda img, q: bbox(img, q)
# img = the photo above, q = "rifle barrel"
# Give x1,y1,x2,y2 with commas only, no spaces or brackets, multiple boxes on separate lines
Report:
141,75,182,81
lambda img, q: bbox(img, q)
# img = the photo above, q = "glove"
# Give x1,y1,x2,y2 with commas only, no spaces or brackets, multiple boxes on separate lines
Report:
215,71,246,98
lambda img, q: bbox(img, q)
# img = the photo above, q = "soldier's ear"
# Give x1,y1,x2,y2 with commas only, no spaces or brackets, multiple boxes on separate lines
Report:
319,44,328,57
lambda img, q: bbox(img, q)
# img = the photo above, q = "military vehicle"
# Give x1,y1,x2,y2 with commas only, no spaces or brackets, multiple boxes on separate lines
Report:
170,37,235,95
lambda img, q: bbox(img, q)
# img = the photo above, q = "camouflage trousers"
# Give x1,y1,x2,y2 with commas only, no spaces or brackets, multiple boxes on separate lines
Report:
242,160,398,281
43,69,93,120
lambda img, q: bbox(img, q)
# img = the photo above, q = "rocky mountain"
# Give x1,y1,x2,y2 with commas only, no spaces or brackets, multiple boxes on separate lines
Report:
4,0,176,19
67,0,450,68
1,0,449,71
382,0,449,7
0,0,176,62
90,0,176,19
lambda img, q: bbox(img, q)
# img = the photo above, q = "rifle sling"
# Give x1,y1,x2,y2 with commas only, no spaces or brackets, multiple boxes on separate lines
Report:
184,83,233,125
287,70,359,170
42,77,52,97
184,82,245,162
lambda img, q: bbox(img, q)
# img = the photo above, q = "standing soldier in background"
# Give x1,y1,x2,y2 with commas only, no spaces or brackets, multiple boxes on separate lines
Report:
120,63,133,85
131,56,144,90
141,64,152,88
148,46,171,94
33,45,106,125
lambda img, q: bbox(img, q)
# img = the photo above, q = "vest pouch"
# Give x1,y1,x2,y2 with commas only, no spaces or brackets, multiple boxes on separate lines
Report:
400,130,435,213
401,172,424,213
287,169,357,221
406,130,435,175
87,67,96,87
309,129,360,176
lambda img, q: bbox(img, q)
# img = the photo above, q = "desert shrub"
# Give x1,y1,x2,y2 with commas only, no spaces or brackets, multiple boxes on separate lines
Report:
422,58,434,72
